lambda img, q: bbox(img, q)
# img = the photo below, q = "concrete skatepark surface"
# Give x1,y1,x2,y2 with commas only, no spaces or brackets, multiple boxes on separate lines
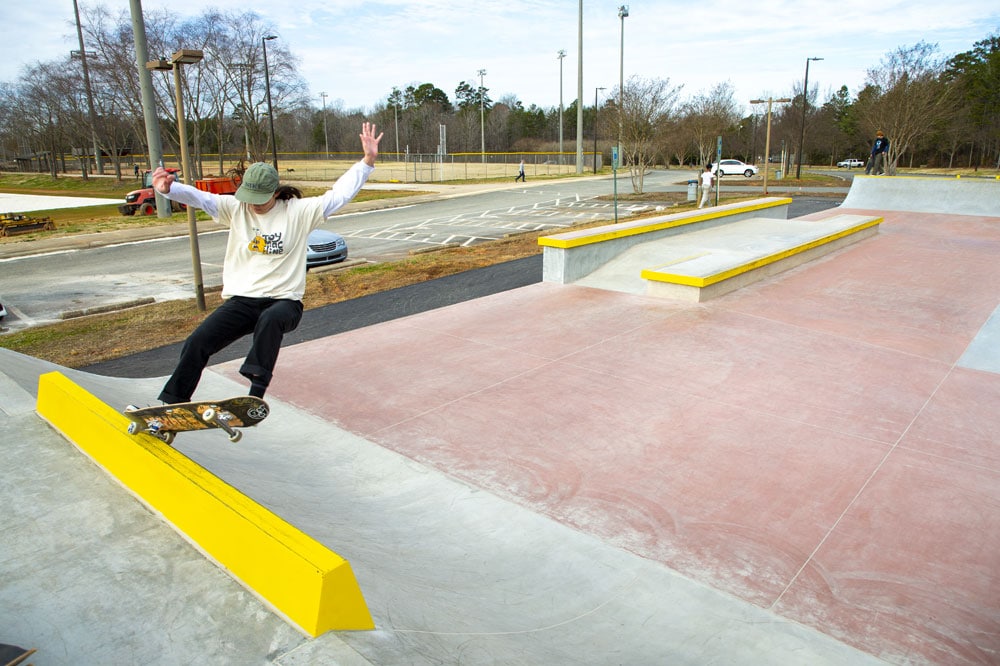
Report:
2,175,1000,664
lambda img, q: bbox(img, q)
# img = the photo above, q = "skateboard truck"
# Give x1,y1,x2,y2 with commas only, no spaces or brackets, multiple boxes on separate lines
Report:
202,407,242,443
123,397,267,444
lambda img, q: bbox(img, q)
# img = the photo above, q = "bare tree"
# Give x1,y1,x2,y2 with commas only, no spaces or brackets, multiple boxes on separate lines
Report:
679,82,740,167
617,76,682,193
854,42,953,174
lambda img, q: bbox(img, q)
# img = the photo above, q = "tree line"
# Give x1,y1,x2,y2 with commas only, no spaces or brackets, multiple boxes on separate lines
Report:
0,5,996,191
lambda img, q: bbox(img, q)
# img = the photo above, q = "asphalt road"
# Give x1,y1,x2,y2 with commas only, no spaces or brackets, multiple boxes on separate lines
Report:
82,196,843,379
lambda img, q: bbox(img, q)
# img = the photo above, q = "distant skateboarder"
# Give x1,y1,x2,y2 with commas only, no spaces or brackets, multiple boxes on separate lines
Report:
865,130,889,175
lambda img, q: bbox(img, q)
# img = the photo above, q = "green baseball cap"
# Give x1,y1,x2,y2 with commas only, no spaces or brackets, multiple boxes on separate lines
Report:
235,162,280,204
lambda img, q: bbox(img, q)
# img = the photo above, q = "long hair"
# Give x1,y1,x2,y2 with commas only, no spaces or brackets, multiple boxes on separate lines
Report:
274,185,302,200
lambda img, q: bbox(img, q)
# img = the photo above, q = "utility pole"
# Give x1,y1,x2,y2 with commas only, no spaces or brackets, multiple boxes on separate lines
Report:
557,49,566,161
128,0,171,217
478,69,486,164
319,92,329,157
796,57,823,179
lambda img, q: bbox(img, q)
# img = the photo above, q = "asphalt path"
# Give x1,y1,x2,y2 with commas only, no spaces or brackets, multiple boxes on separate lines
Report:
82,195,843,379
1,176,661,328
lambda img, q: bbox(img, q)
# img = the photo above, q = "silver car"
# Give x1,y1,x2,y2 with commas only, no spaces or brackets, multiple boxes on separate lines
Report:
306,229,348,268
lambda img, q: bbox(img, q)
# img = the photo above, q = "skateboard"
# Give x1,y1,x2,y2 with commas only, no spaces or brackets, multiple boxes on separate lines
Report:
0,644,36,666
123,396,269,444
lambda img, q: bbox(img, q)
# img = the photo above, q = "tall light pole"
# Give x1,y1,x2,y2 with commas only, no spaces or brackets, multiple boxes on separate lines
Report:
750,97,792,195
594,86,605,174
796,56,823,179
229,62,252,161
617,5,629,167
147,49,207,311
262,35,278,170
319,91,329,158
478,68,486,164
557,49,566,161
72,0,102,176
575,0,584,174
129,0,171,217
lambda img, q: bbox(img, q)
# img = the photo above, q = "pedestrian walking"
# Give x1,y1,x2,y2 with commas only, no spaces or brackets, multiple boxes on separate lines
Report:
515,160,526,182
698,164,715,209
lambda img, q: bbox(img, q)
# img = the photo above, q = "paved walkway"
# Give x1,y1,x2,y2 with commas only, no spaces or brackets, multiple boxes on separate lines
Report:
2,177,999,664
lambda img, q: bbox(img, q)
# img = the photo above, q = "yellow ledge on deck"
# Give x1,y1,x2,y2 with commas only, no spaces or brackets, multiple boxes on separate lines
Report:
538,198,793,250
35,371,373,637
641,217,882,288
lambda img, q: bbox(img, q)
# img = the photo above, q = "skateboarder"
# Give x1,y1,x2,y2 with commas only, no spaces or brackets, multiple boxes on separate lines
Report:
150,122,382,404
865,130,889,175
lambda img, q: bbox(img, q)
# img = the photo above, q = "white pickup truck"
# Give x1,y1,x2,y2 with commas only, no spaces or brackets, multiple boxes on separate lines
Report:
837,158,865,168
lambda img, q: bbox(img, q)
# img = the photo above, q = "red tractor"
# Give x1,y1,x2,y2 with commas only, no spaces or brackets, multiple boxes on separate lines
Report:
118,168,183,216
119,168,242,216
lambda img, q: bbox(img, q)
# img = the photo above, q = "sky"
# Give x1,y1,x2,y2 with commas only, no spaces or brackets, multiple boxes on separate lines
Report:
2,0,998,115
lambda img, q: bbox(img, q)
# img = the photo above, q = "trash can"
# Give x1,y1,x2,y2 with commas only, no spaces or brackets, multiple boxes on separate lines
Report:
775,169,783,180
687,180,698,202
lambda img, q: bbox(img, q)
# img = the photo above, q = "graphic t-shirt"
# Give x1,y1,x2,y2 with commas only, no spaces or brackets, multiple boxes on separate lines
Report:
161,161,373,301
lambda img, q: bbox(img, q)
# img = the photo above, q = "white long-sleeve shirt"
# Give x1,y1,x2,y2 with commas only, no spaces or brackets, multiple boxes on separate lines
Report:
162,161,373,301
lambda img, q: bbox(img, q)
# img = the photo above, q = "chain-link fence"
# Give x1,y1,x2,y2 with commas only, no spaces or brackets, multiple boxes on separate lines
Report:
188,151,602,183
4,151,604,183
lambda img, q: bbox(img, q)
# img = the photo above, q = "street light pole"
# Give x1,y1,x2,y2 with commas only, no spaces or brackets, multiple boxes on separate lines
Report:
262,35,278,170
575,0,584,174
750,96,792,195
557,50,566,161
319,91,329,158
594,87,605,174
796,56,823,179
129,0,171,218
617,4,629,168
228,62,252,161
148,49,207,311
72,0,103,176
478,68,486,164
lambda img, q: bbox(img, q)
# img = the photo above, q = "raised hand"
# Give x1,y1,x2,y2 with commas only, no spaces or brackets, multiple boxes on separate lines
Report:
360,122,383,167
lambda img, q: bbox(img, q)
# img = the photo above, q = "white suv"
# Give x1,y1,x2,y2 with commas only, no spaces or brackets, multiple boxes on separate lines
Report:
711,159,758,178
837,158,865,168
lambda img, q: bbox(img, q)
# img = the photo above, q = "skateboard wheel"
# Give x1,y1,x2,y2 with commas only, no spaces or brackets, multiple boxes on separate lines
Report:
127,422,139,435
202,408,216,423
228,430,242,443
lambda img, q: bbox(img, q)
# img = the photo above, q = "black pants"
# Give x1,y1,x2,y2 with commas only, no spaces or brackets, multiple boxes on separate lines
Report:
159,296,303,403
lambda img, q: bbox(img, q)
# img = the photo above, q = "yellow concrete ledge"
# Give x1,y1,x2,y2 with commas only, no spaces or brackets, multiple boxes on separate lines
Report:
35,371,373,636
641,217,881,302
538,197,793,249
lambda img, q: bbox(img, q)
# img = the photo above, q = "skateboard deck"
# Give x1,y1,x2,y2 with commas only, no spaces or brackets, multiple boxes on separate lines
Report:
124,396,269,444
0,644,37,666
